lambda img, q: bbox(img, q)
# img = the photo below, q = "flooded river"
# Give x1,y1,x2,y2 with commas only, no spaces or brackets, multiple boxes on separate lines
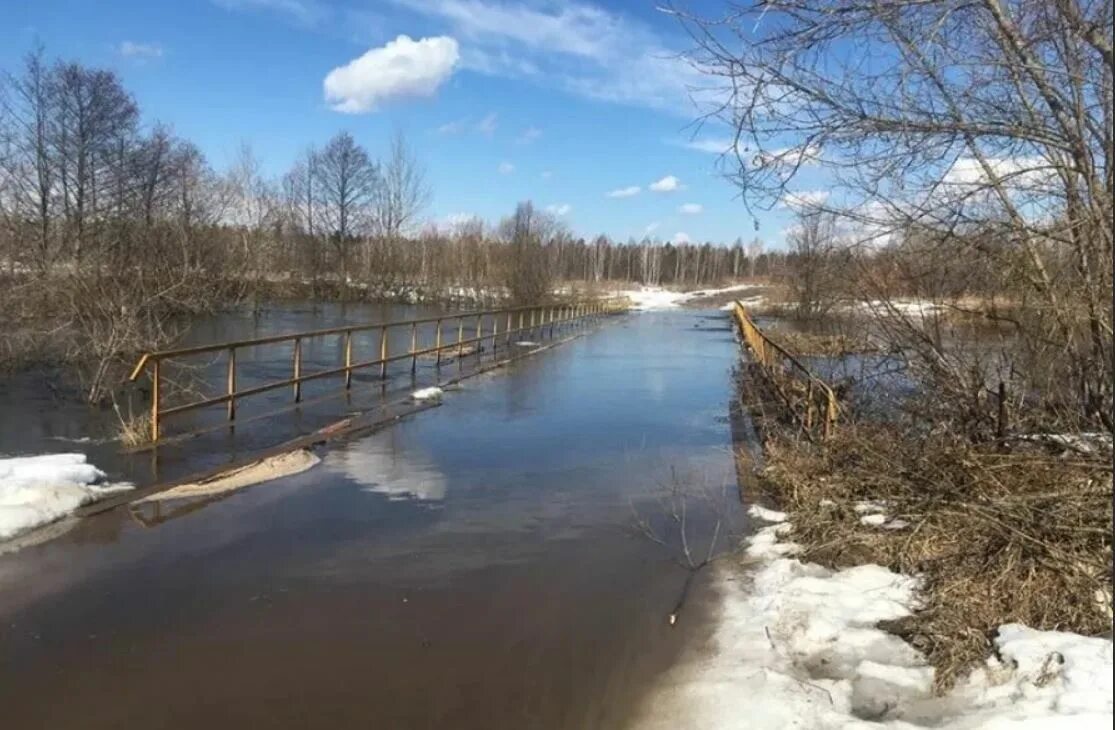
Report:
0,308,748,728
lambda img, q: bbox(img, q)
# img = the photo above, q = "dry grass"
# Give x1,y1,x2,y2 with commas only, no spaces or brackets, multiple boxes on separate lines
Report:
114,409,151,447
757,424,1113,689
764,329,875,356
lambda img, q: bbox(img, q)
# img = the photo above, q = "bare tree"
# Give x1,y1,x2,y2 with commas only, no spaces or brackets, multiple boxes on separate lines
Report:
316,130,377,281
499,201,559,303
677,0,1113,430
373,130,430,242
50,61,139,262
2,48,56,271
281,145,322,284
787,209,840,317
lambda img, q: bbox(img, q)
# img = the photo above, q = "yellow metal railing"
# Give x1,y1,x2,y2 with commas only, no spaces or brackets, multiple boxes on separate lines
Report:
731,301,839,439
130,300,624,442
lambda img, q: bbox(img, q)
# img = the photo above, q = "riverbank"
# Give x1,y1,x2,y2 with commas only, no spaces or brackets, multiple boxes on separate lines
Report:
631,303,1113,728
633,504,1112,729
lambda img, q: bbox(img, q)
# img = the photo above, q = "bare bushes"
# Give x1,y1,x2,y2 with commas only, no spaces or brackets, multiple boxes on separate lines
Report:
759,423,1112,689
499,202,558,304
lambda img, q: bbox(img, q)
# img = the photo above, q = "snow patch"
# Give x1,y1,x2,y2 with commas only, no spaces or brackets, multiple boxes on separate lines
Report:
749,504,788,523
616,284,763,311
0,453,132,540
633,518,1113,729
410,386,444,401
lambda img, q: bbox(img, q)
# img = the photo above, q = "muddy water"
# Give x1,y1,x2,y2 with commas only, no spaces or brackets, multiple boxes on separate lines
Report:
0,309,745,729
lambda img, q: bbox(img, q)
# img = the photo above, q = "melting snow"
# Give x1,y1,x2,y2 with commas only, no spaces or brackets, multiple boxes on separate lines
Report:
410,387,444,401
0,453,132,540
633,508,1113,729
616,284,763,311
749,504,789,523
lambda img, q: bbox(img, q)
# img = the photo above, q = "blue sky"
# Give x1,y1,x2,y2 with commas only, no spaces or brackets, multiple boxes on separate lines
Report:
2,0,813,246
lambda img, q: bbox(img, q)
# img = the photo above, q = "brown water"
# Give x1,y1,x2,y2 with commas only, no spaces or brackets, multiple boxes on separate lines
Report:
0,308,749,729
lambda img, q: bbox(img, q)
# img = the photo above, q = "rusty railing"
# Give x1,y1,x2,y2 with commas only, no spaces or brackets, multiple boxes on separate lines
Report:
130,300,623,442
730,300,839,439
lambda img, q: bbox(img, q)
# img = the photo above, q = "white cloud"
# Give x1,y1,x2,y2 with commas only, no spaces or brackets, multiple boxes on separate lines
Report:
644,221,661,234
324,35,459,114
475,112,498,137
683,137,734,154
672,232,691,244
679,203,703,215
941,155,1048,189
516,126,543,144
606,186,641,198
392,0,708,115
780,190,830,210
498,161,515,175
546,203,572,216
649,175,682,192
117,41,164,60
213,0,328,26
436,117,468,135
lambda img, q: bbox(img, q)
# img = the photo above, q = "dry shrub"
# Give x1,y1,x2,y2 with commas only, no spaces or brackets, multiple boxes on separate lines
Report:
759,424,1112,689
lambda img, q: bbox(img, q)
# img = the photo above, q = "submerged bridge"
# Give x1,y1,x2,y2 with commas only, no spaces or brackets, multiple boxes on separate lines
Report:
107,298,835,509
128,301,625,445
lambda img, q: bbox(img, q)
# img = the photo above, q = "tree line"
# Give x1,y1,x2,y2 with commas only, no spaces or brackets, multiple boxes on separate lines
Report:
0,48,778,302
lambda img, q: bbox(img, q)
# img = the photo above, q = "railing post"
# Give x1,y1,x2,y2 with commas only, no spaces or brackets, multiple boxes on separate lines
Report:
227,347,237,421
492,312,499,352
292,338,302,403
410,322,418,374
150,359,161,442
549,307,555,338
475,315,483,354
435,319,443,366
380,326,388,380
506,311,513,346
457,317,465,363
344,331,353,389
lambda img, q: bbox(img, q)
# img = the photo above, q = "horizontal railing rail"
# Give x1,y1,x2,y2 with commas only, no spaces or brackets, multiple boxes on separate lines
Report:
130,300,626,442
730,301,839,440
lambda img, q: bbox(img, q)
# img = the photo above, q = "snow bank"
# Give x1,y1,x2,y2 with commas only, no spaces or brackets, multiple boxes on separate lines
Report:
410,386,444,401
0,453,132,540
616,284,763,311
633,509,1113,729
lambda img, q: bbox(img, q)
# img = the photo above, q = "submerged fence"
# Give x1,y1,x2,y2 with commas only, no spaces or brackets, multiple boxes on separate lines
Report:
730,301,839,440
130,301,623,442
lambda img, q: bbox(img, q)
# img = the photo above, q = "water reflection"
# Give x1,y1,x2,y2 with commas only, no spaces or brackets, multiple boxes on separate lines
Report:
327,428,447,502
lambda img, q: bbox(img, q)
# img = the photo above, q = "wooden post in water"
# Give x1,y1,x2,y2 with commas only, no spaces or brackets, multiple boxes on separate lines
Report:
150,359,161,442
457,317,465,364
435,319,442,366
344,331,353,389
292,338,302,403
410,322,418,374
380,326,388,379
227,347,237,421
